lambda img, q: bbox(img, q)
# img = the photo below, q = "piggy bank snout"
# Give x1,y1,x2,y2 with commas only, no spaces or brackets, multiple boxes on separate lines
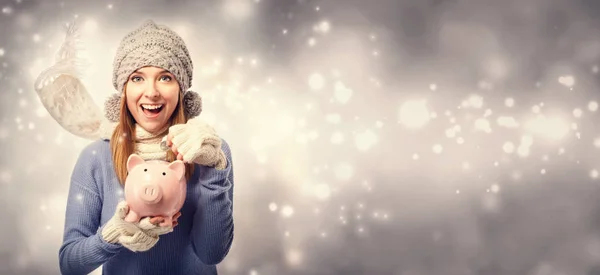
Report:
139,183,162,204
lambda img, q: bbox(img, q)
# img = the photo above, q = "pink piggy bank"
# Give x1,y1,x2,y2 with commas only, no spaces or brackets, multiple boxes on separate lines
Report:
123,154,186,227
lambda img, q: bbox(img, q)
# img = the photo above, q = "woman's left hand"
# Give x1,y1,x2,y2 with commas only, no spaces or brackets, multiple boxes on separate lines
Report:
165,117,227,169
148,211,182,228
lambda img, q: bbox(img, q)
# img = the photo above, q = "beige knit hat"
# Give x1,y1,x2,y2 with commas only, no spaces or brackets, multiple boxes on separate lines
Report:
105,20,202,122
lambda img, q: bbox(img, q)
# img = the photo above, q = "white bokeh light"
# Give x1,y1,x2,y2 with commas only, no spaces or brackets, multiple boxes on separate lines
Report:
309,73,325,90
474,118,492,133
269,203,278,212
524,115,570,140
334,81,353,104
503,142,515,154
355,129,378,151
281,205,294,218
591,169,599,179
588,101,598,112
314,183,331,200
497,116,519,128
558,75,575,87
398,99,431,128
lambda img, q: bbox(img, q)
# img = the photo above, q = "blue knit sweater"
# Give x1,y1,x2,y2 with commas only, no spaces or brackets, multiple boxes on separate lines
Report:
59,138,234,275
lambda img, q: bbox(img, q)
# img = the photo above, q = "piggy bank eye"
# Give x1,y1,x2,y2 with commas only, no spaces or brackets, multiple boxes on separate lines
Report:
162,172,166,176
144,168,147,172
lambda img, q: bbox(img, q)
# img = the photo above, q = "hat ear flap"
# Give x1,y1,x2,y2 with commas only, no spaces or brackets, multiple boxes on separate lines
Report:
104,93,122,122
183,90,202,119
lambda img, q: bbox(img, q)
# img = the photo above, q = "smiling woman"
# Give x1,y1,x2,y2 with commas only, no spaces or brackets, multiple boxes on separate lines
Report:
50,19,235,275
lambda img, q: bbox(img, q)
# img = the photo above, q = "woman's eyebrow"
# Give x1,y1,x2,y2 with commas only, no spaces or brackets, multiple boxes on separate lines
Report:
132,69,171,75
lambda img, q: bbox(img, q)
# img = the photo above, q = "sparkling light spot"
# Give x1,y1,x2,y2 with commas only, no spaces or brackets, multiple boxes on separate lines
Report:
491,184,500,193
355,130,378,151
503,142,515,154
589,101,598,112
334,81,352,104
594,137,600,148
591,169,599,179
474,118,492,133
517,146,530,157
308,73,325,90
524,115,569,140
281,205,294,217
505,97,515,107
558,75,575,87
318,21,330,33
269,203,278,212
497,116,519,128
466,94,483,108
398,100,430,128
286,249,303,266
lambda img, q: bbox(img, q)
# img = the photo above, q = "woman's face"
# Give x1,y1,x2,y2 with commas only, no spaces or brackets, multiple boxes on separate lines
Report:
125,66,180,133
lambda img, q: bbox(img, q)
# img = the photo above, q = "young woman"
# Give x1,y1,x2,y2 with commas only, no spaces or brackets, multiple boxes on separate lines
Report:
57,20,234,275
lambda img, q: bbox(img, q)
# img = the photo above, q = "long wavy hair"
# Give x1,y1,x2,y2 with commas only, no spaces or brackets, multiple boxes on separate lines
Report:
110,86,195,185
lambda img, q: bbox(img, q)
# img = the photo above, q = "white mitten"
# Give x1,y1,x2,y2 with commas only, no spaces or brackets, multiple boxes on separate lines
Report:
101,201,175,252
169,117,227,169
117,230,158,252
101,201,139,244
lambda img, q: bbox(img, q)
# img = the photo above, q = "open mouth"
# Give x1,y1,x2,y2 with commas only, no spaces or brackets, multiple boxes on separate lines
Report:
141,104,164,117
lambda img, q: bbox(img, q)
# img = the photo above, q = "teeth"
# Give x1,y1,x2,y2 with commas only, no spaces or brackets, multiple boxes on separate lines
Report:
142,104,163,110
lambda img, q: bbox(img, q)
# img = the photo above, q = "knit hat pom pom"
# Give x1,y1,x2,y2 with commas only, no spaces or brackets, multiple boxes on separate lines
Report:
183,91,202,118
105,93,122,122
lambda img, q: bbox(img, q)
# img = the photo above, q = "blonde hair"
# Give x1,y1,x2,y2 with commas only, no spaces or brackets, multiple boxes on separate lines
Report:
110,86,195,185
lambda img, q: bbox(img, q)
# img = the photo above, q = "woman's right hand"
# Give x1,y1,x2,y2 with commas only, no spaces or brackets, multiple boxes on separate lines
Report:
101,201,177,252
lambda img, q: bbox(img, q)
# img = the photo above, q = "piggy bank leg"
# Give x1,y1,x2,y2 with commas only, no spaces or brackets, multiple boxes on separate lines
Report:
159,216,173,227
124,210,141,223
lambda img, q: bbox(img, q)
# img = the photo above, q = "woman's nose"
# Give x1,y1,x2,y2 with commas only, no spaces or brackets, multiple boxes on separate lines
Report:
143,82,160,98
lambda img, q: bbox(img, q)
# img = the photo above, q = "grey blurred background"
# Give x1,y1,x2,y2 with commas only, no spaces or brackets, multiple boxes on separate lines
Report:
2,0,600,274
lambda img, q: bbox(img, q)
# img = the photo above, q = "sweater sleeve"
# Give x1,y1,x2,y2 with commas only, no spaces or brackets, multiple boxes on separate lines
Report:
191,138,235,265
59,143,123,275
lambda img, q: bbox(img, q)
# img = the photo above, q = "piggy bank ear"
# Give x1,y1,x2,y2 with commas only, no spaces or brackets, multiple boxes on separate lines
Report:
168,160,185,180
127,154,145,173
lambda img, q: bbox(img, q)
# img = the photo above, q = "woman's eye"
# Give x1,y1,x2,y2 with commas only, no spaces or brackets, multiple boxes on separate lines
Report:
131,76,143,82
159,75,172,81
